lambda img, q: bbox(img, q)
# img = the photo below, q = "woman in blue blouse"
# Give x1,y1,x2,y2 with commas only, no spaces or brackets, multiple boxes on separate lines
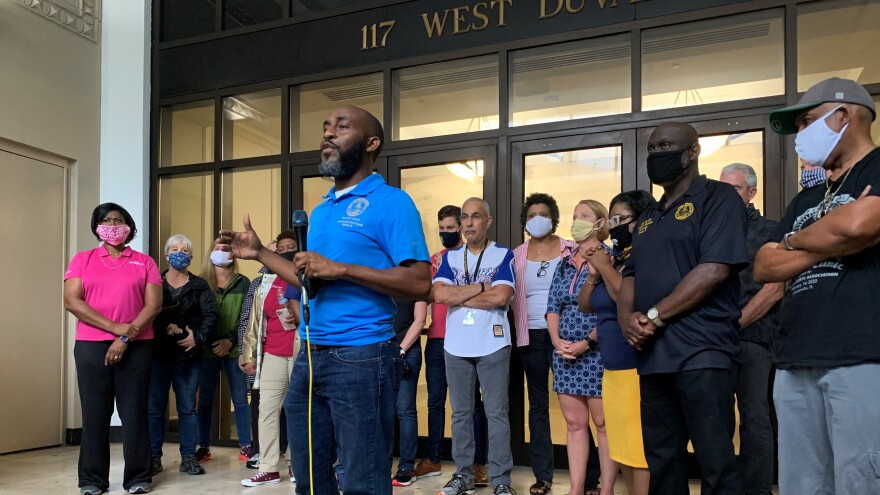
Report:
578,190,656,495
546,199,614,495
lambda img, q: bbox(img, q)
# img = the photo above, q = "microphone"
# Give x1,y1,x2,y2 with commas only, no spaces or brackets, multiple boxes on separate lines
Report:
291,210,321,299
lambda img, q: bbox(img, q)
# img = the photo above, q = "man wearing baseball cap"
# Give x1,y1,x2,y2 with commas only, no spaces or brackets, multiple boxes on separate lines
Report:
756,77,880,494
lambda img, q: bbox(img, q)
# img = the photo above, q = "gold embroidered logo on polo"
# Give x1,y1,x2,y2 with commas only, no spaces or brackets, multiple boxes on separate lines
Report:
675,202,695,220
638,218,653,234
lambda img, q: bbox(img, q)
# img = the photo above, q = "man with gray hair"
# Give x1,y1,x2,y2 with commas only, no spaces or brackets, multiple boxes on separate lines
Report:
719,163,783,495
432,197,516,495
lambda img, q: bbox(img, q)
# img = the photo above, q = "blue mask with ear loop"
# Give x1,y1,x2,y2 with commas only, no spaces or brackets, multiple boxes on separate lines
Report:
168,251,192,271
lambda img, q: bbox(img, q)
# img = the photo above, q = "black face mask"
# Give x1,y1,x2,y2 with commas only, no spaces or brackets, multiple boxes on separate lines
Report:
278,250,297,262
439,231,461,249
646,149,689,185
610,224,633,252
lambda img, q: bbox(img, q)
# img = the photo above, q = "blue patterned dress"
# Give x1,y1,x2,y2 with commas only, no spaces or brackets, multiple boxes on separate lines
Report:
546,253,604,396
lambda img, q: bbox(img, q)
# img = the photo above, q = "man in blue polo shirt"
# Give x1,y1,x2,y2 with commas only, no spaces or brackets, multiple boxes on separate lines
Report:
218,106,431,495
618,122,748,494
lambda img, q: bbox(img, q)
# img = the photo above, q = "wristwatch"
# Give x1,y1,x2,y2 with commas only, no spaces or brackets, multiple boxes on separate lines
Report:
585,337,599,351
119,335,131,344
646,307,666,327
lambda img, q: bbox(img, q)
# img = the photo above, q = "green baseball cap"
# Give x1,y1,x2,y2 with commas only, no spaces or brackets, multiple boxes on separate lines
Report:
769,77,876,135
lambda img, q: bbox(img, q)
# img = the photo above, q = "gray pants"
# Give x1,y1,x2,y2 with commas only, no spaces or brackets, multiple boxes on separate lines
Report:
445,346,513,488
774,364,880,495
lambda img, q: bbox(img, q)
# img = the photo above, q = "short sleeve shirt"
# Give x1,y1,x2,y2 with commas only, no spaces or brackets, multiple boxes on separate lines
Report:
624,176,749,374
64,246,163,341
433,242,515,357
770,147,880,369
301,174,430,346
427,250,450,339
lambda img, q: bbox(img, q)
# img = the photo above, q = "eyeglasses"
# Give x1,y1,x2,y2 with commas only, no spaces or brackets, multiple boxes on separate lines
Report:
460,213,484,222
607,214,633,229
537,260,550,278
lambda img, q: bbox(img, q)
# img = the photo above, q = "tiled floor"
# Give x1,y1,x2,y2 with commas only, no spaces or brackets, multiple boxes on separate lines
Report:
0,445,777,494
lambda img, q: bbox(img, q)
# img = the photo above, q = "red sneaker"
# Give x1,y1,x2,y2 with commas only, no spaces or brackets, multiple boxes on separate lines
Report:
241,472,281,487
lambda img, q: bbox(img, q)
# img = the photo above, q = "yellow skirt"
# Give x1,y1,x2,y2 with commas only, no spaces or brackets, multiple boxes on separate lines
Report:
602,368,648,468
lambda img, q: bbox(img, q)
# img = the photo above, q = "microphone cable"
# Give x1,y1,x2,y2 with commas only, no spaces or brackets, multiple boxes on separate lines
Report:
300,276,315,495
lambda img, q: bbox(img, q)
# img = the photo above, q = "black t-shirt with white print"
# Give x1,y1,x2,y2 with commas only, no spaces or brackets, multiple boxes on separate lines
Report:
770,147,880,369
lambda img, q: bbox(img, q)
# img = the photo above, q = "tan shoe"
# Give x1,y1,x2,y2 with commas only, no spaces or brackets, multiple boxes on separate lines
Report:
415,458,442,477
472,464,489,486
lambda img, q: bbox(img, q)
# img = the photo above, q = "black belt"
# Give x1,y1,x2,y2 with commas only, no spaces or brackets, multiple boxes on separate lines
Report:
307,343,331,351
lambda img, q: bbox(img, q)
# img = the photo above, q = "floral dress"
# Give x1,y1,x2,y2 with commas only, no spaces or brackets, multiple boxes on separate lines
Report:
546,252,603,396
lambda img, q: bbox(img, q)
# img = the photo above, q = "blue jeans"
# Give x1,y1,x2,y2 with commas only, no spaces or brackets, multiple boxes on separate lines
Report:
395,343,422,471
148,360,200,458
424,338,488,464
285,341,399,495
197,356,251,447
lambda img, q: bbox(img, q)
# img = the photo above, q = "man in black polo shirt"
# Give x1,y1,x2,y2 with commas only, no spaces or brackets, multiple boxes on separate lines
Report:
755,77,880,495
719,162,783,495
618,122,748,494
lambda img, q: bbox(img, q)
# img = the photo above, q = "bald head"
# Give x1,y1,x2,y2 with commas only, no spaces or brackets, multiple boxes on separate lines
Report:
649,122,699,149
326,106,385,160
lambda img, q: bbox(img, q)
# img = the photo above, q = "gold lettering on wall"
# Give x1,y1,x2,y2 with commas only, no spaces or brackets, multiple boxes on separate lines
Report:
452,6,471,34
492,0,512,26
472,2,490,30
361,20,396,50
421,10,450,38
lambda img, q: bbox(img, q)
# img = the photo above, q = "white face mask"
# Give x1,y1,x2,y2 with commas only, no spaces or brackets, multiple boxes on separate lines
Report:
795,105,848,167
525,215,553,238
210,249,233,267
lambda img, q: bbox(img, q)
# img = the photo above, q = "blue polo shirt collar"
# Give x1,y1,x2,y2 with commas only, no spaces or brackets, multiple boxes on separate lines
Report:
323,173,385,202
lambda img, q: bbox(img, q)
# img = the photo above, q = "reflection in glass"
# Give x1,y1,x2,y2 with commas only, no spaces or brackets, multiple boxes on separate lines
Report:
158,173,214,272
650,131,765,214
160,0,214,42
642,11,784,111
400,162,484,438
395,56,499,140
524,147,622,245
511,35,631,127
160,100,214,167
221,166,282,280
293,74,383,152
223,89,282,160
798,0,880,91
224,0,283,29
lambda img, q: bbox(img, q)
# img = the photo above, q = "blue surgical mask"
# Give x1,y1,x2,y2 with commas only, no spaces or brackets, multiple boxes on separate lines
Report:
800,167,826,189
168,251,192,271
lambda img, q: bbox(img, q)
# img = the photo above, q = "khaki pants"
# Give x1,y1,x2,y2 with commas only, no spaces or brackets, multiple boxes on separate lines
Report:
259,352,296,473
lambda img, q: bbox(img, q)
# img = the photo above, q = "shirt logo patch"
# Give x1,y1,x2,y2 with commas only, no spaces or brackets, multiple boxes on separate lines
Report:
346,198,369,217
638,218,653,234
675,202,694,220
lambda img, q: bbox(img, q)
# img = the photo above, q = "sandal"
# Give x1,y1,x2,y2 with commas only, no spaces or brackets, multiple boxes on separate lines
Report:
529,480,552,495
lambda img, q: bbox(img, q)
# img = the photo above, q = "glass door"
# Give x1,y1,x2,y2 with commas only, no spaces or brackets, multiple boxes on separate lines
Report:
508,130,635,467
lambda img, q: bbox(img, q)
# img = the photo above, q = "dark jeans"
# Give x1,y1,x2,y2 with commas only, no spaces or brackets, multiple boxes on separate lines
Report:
735,341,775,495
520,329,555,482
395,342,422,471
424,338,488,465
148,360,200,458
197,356,252,447
285,341,399,495
641,369,742,495
74,340,152,491
249,388,287,454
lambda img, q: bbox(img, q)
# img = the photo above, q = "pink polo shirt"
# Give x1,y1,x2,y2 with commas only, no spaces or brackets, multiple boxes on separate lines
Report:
64,246,163,341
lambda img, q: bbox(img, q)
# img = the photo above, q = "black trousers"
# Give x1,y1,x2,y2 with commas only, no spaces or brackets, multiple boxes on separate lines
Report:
74,340,153,491
641,369,742,495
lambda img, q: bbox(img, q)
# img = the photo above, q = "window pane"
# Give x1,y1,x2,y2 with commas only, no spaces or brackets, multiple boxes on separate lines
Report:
642,11,784,111
511,35,631,127
400,162,484,438
798,0,880,91
291,0,350,16
525,146,622,242
157,173,214,272
224,0,283,29
221,166,282,280
160,100,214,167
223,89,282,160
160,0,214,42
395,56,499,140
293,74,383,152
650,131,765,213
303,176,333,213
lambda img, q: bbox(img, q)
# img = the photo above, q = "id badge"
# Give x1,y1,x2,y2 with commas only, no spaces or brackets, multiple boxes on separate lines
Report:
462,310,476,326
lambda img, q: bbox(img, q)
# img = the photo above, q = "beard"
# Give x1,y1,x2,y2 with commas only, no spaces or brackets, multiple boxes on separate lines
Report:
319,140,366,180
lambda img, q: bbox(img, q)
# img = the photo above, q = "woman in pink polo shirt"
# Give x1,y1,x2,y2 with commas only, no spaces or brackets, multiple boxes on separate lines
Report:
63,203,163,495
